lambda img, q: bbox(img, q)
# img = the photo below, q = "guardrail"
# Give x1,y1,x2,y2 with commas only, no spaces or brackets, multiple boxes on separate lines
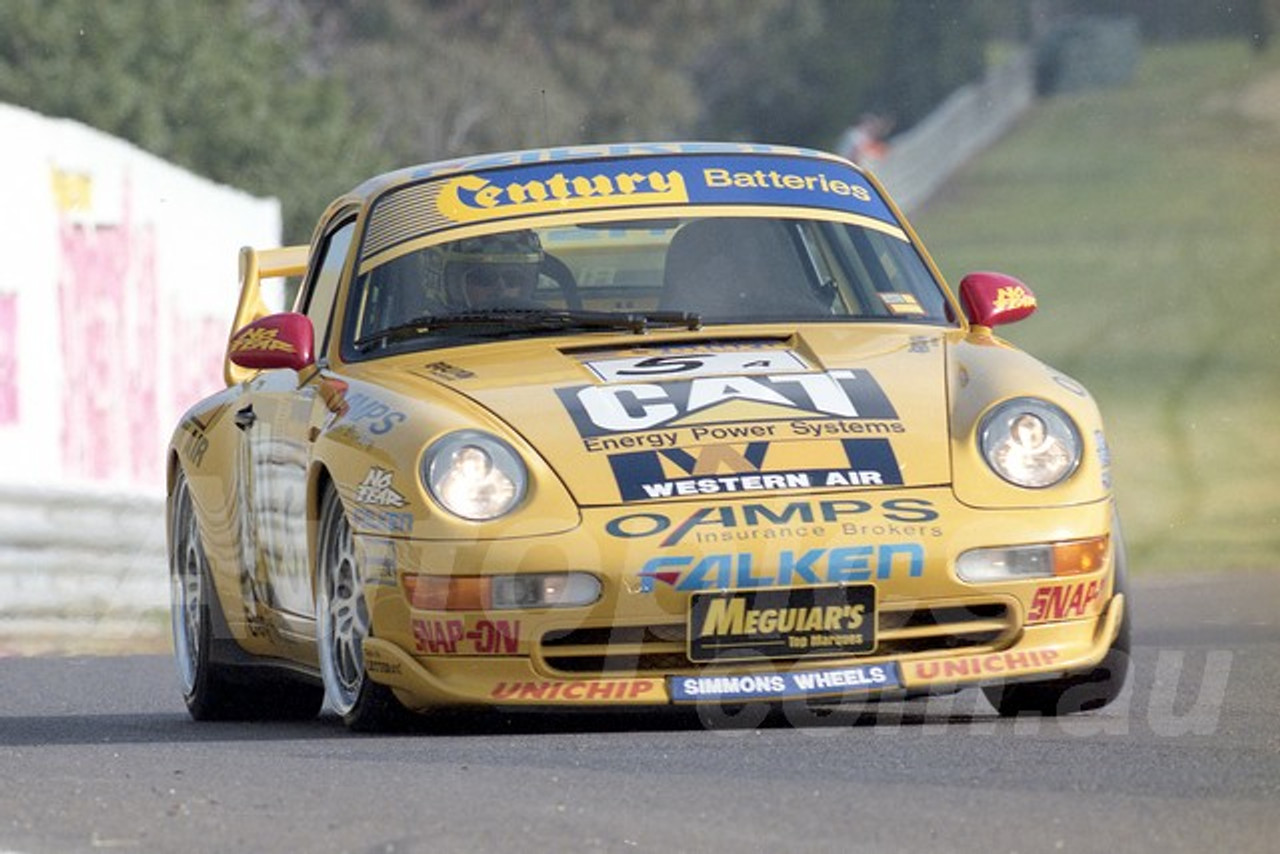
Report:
877,49,1034,213
0,486,169,654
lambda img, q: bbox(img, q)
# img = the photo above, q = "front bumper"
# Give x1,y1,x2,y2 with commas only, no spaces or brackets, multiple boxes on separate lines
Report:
363,593,1124,709
356,488,1123,710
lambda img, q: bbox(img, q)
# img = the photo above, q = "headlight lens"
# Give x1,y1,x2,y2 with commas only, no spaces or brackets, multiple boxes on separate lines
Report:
422,430,527,520
979,398,1081,488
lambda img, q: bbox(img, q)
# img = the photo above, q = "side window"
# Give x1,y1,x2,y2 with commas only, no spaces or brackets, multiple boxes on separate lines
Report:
298,218,356,360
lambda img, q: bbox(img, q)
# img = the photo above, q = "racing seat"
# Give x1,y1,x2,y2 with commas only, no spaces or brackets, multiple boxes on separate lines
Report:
660,218,828,319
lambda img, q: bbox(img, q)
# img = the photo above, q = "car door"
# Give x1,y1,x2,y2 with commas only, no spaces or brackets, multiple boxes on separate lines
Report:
237,216,356,619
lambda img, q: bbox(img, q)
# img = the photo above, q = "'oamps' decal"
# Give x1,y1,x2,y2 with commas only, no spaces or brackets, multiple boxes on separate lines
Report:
605,498,941,547
557,370,898,437
609,438,902,500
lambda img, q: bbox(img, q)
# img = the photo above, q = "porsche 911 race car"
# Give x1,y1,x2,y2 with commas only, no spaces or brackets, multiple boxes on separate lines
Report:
168,142,1129,730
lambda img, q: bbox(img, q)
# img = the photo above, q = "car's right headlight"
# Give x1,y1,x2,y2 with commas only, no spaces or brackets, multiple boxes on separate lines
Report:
422,430,527,520
979,397,1081,488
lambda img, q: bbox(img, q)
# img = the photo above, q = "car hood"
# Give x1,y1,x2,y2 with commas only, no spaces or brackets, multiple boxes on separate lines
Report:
391,326,952,506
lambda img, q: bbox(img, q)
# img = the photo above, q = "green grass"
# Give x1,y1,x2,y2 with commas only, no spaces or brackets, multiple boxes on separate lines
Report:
914,41,1280,573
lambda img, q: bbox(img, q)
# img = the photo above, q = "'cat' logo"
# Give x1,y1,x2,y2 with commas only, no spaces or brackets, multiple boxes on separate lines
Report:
557,370,897,437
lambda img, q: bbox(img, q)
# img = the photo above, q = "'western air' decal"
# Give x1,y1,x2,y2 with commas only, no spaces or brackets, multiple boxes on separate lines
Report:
609,438,903,501
557,369,897,438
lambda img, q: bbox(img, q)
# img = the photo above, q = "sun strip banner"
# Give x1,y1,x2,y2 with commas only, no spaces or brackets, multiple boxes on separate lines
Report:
363,151,899,259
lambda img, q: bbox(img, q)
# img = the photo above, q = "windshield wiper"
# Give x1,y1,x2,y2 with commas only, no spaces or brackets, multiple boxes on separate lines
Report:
357,308,702,350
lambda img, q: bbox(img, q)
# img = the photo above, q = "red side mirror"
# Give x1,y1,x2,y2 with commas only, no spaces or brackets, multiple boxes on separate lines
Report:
228,312,315,371
958,272,1038,328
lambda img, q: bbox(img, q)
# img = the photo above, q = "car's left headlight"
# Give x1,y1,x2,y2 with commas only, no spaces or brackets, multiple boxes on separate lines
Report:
979,398,1081,488
422,430,527,520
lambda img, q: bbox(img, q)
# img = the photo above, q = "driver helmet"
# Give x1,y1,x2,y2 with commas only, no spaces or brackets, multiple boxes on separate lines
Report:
436,230,543,309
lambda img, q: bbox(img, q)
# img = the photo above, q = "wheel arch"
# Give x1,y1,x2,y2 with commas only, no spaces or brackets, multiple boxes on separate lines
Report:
165,450,183,550
166,449,182,497
307,463,337,599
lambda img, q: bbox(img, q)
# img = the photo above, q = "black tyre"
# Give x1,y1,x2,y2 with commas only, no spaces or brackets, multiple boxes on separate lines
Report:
316,486,414,732
983,535,1132,717
170,470,323,721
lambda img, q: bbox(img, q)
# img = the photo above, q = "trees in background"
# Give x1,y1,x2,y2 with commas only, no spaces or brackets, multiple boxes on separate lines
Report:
0,0,380,240
0,1,1270,241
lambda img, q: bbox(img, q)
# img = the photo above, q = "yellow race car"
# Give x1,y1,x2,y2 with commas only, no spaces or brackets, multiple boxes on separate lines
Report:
168,143,1128,730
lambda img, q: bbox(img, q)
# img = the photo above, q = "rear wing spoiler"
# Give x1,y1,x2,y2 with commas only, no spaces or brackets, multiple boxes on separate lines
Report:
225,245,309,386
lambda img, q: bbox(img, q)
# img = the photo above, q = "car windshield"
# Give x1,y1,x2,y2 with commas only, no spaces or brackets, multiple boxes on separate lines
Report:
348,214,953,354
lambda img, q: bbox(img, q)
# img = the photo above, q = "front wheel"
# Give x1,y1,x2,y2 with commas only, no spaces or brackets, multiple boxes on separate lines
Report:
316,486,413,732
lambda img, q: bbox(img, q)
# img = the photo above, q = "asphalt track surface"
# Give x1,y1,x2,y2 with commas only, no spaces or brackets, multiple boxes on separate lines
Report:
1,570,1277,854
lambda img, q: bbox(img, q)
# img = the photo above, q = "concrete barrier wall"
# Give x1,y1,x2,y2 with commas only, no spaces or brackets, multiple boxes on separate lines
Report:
0,103,280,491
0,104,278,651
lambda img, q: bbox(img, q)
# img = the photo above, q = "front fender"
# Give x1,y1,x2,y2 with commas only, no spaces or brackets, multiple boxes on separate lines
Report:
309,375,582,542
948,335,1113,509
